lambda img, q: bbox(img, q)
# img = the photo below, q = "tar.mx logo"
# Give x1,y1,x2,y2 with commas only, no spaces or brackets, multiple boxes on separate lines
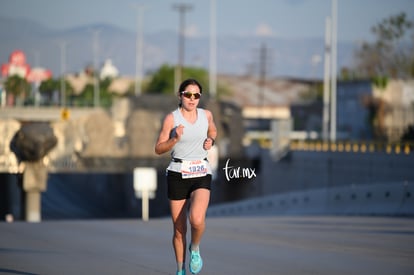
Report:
222,158,256,182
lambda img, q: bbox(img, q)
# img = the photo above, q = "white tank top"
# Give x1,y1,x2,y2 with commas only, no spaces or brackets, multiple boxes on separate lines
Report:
167,108,212,174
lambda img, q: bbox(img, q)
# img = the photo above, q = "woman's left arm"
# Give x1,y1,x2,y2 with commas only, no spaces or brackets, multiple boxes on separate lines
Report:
203,110,217,150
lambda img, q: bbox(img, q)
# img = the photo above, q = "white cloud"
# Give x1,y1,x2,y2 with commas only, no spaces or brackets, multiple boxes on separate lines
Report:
255,23,274,37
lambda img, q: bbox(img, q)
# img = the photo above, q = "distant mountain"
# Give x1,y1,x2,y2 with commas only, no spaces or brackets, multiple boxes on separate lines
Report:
0,16,356,79
0,16,53,39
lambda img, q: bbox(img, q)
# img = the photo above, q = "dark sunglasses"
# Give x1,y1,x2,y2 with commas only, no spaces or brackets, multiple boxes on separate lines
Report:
181,91,201,99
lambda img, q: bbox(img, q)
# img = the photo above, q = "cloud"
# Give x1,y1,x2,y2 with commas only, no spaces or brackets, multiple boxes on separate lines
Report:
255,23,275,37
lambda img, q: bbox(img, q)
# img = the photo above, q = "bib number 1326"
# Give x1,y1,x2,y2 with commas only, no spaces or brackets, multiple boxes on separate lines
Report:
181,160,208,179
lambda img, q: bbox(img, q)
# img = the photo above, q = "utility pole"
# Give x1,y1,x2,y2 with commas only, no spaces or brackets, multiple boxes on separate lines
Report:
330,0,338,141
59,41,66,107
33,50,41,107
259,43,267,119
92,29,101,107
132,4,145,96
323,16,331,141
173,3,192,92
209,0,217,99
255,43,272,121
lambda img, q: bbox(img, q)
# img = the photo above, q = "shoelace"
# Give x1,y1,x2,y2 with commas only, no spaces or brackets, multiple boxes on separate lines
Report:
191,251,200,263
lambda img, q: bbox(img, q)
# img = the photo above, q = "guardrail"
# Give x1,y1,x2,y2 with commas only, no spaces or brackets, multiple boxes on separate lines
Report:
289,140,413,155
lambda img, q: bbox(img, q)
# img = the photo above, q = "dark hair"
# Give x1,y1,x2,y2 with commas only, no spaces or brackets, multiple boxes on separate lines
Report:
178,78,203,107
178,78,203,95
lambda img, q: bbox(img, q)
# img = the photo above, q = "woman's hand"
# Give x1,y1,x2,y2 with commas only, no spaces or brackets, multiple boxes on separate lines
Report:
203,137,215,150
174,124,184,140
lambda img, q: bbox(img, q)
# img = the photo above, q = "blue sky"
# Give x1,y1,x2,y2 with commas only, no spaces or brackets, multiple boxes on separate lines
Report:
1,0,413,42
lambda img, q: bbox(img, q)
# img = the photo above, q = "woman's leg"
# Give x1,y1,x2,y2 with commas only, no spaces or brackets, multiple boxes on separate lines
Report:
170,199,188,266
189,188,210,247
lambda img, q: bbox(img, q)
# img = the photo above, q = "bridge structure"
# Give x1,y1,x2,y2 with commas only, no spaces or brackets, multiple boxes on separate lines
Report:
1,106,413,172
1,106,414,222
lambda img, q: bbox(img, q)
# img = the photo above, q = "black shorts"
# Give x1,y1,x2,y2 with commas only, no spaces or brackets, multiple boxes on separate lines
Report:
167,170,211,200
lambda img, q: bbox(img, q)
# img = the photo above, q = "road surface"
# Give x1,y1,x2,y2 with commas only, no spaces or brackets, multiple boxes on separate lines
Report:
0,216,413,275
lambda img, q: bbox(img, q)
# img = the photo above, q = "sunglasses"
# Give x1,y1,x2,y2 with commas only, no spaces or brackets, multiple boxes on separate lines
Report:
181,91,201,99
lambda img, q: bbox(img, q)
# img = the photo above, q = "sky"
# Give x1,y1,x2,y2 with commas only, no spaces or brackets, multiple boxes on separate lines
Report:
1,0,413,43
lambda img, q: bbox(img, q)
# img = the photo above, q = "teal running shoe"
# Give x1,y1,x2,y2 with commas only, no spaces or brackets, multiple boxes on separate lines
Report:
176,269,186,275
189,247,203,274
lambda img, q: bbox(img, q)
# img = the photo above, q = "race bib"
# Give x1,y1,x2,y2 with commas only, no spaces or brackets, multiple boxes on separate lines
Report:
181,160,208,179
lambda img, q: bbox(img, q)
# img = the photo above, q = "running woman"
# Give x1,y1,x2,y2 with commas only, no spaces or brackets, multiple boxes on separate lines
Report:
155,78,217,275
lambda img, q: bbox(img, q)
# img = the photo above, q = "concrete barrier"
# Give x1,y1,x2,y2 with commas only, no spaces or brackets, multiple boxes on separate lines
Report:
400,181,414,215
208,182,414,217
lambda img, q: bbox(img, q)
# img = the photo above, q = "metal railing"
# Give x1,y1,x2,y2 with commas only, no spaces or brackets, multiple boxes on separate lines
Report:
289,140,413,155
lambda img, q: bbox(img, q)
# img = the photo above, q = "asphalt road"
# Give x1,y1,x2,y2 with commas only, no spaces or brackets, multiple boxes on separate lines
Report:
0,216,413,275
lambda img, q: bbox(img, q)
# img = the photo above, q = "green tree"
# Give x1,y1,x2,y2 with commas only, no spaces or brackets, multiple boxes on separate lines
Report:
354,12,413,81
99,77,115,107
145,64,175,94
73,83,94,106
39,78,59,105
145,64,209,95
4,75,31,106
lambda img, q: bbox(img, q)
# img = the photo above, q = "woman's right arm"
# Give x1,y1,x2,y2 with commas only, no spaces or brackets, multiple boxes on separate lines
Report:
155,113,179,155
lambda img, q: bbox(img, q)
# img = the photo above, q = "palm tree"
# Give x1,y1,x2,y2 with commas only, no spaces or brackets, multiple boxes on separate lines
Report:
4,75,31,106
